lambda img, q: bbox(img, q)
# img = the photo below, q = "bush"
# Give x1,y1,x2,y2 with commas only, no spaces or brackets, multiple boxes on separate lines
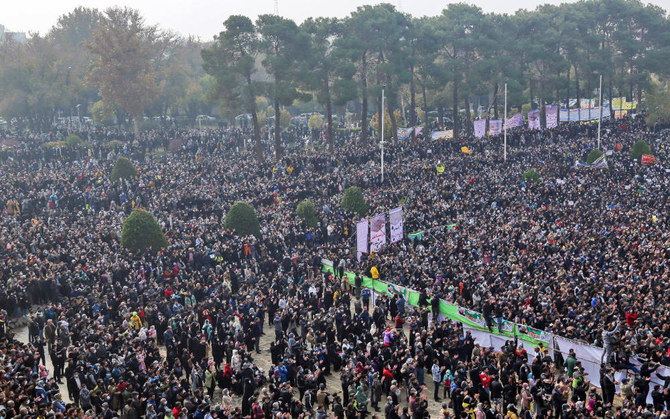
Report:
341,186,368,216
121,209,168,254
308,114,324,130
111,157,137,181
224,202,261,238
586,148,604,164
630,140,652,162
66,134,85,148
297,199,319,227
522,169,540,183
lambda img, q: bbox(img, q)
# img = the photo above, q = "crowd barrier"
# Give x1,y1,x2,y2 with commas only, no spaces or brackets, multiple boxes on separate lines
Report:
322,260,669,403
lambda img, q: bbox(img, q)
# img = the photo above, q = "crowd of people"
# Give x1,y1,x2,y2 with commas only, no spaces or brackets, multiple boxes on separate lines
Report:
0,112,667,418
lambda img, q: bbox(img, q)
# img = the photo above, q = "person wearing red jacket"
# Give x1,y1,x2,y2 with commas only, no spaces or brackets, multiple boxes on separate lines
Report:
625,307,637,328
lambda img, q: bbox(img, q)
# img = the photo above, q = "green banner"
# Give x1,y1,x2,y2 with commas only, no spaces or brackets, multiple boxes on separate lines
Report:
323,263,543,346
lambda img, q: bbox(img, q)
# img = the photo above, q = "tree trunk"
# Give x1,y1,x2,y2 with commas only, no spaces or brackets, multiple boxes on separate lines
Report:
492,81,499,120
274,100,281,160
540,97,546,129
609,79,615,119
409,64,416,128
574,64,580,110
360,52,369,147
326,80,334,151
566,68,570,119
423,85,430,134
464,95,471,136
452,80,459,135
389,105,398,142
133,116,141,139
246,74,263,161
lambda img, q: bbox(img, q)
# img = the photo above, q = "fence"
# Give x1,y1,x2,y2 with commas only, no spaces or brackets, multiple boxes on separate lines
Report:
322,260,668,402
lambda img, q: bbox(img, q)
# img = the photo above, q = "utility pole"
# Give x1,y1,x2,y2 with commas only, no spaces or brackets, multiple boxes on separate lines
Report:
504,82,508,160
597,74,603,150
381,85,385,183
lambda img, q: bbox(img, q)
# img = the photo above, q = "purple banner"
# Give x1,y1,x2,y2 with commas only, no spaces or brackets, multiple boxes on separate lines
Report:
528,109,540,130
389,207,403,243
545,104,558,128
473,119,486,138
489,119,502,136
356,219,368,261
505,113,523,130
369,213,387,252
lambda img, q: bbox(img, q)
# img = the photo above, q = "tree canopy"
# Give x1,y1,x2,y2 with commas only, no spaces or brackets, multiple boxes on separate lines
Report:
3,1,670,141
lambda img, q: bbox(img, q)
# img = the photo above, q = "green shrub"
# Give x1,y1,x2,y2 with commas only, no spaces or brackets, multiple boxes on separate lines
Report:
111,157,137,181
630,140,652,162
586,148,604,164
66,134,85,148
120,209,168,254
297,199,319,227
522,169,540,183
224,202,261,238
341,186,368,216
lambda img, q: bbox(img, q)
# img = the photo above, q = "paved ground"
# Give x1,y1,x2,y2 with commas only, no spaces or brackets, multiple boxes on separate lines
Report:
13,311,447,417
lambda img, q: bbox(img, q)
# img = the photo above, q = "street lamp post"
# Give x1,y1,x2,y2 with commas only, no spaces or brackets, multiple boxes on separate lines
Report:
504,82,508,161
381,85,385,183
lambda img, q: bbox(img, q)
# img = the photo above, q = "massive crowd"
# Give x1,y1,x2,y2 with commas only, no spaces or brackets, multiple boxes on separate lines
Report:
0,113,667,418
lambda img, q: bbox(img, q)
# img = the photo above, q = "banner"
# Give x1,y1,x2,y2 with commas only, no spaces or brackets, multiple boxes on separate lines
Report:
641,154,656,165
356,219,368,261
397,128,413,140
408,230,424,241
414,126,423,136
611,97,636,110
545,104,558,129
574,155,608,169
431,130,453,140
489,119,502,136
528,109,540,130
369,213,386,252
505,113,523,130
389,207,403,243
516,324,551,344
560,105,610,122
473,119,486,138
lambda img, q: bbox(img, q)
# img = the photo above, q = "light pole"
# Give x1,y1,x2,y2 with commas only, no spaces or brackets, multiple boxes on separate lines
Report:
381,85,385,183
76,104,81,129
504,81,508,160
597,74,603,150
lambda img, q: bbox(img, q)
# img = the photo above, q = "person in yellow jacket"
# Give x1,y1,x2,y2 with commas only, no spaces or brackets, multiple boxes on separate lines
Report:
130,312,142,330
370,266,379,280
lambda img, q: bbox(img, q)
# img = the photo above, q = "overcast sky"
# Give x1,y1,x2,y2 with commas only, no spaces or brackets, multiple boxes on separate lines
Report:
3,0,669,40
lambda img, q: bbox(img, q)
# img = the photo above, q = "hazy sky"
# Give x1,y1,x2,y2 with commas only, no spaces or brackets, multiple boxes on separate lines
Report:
3,0,670,40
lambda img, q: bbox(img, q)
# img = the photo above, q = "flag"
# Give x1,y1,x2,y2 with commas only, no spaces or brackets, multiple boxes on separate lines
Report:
528,109,540,130
574,155,608,169
473,119,486,138
461,146,472,155
641,154,656,165
489,119,502,136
